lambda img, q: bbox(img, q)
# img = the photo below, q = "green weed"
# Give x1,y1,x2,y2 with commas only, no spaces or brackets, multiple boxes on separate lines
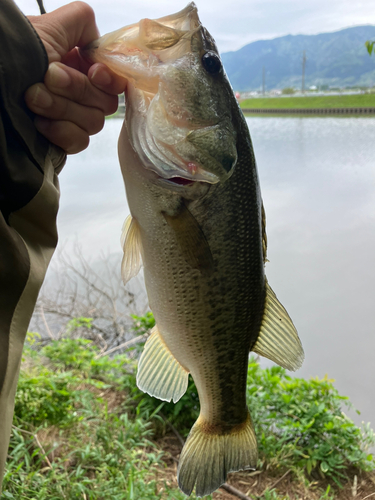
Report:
2,316,374,499
246,361,375,485
3,337,181,499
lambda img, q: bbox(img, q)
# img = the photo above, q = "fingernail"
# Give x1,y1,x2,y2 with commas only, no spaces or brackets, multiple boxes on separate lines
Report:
48,62,71,88
34,116,52,133
91,67,112,88
31,85,53,108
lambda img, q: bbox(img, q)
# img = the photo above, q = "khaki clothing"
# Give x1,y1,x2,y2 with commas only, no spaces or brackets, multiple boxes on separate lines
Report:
0,0,65,489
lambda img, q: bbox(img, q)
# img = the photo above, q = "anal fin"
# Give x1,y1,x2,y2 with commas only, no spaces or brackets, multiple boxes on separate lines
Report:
137,325,189,403
252,281,304,371
121,215,143,285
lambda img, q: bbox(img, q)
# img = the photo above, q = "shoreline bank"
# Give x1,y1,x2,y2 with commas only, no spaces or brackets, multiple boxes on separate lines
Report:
241,107,375,115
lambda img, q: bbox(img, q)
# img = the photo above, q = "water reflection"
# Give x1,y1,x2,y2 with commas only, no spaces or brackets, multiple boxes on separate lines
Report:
249,116,375,427
53,116,375,427
56,119,128,257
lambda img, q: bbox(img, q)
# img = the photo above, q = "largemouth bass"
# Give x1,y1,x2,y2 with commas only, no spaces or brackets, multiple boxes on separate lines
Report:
85,3,304,496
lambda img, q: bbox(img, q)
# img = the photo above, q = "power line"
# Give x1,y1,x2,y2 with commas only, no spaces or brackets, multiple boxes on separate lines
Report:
302,50,306,93
262,66,265,95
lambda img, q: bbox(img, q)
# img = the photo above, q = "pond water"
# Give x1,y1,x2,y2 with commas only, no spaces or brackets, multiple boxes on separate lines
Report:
51,115,375,428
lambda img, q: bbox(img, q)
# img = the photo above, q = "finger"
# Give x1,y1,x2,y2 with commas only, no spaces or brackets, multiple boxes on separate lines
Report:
29,2,99,63
89,63,127,95
61,47,92,74
35,117,90,154
45,62,118,115
25,82,106,135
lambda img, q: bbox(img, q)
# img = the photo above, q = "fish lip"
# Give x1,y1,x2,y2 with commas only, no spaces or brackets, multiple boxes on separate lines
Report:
138,167,196,189
154,175,211,196
151,156,221,184
157,177,194,189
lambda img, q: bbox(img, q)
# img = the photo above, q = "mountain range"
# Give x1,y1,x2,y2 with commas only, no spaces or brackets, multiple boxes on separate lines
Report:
221,25,375,91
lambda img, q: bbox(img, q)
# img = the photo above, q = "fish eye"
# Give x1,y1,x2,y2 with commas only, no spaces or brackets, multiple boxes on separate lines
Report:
202,51,222,75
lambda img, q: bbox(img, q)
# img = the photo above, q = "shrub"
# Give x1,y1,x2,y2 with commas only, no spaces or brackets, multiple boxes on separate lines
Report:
14,370,75,427
247,361,375,485
5,336,183,499
282,87,295,94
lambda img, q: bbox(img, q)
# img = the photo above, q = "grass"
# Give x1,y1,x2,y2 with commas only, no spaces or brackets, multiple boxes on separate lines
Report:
240,94,375,109
1,322,375,500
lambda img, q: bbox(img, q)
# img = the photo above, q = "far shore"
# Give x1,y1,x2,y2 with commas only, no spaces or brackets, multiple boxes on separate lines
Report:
242,106,375,115
239,93,375,113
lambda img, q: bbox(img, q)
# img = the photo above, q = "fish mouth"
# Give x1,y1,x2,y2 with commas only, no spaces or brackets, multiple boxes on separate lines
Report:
82,2,201,88
84,2,235,185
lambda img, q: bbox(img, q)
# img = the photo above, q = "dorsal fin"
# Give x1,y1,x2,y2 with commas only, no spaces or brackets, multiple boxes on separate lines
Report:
120,215,143,285
252,281,304,371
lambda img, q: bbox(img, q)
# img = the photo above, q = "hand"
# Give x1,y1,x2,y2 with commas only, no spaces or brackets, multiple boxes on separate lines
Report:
25,2,127,154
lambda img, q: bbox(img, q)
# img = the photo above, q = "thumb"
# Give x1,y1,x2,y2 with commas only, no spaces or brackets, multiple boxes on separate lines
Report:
28,1,99,63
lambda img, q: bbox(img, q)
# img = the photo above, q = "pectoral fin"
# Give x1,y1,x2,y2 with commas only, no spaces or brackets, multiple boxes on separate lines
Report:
162,204,214,275
120,215,143,285
252,281,304,371
137,325,189,403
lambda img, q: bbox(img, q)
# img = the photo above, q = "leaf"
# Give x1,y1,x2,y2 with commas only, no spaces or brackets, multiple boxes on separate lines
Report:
320,461,329,473
365,40,375,55
282,394,292,404
2,492,15,498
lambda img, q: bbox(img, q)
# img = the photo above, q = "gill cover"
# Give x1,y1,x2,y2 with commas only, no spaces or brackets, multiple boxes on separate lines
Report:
84,3,238,184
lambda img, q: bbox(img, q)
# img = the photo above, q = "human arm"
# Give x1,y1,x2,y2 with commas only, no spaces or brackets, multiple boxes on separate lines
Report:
0,0,61,490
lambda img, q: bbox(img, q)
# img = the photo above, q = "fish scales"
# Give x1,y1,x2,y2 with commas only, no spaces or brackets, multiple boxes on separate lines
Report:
84,3,304,496
132,142,263,426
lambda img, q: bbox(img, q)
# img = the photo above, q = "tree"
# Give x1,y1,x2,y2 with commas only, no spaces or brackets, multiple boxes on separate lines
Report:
365,40,375,55
30,246,148,349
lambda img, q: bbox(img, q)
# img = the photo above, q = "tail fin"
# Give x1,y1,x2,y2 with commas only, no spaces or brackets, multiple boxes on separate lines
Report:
177,410,257,497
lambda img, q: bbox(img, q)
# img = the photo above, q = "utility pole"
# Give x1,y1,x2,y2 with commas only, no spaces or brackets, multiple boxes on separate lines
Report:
262,66,265,95
302,50,306,93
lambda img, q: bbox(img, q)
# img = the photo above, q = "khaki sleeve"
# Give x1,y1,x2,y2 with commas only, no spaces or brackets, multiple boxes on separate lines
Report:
0,0,66,489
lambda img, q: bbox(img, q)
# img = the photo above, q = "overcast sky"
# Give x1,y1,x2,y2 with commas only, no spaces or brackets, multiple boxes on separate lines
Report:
16,0,375,53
